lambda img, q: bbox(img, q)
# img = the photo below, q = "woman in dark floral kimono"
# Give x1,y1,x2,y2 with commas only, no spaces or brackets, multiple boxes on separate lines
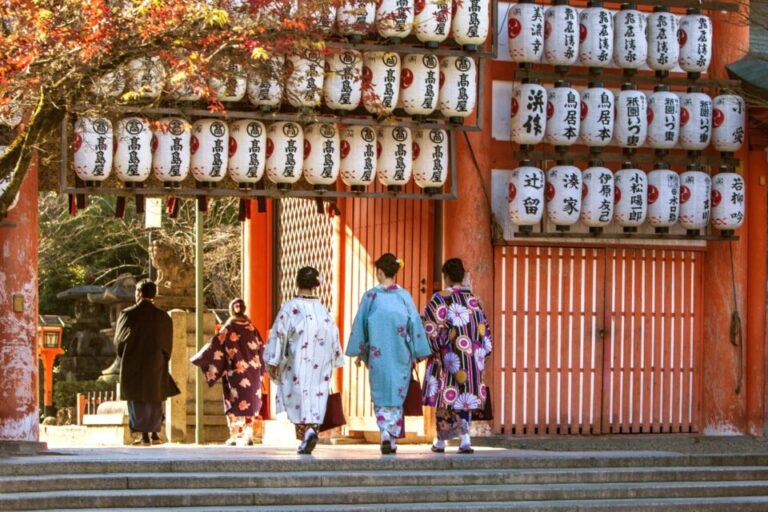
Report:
421,258,492,454
191,298,265,446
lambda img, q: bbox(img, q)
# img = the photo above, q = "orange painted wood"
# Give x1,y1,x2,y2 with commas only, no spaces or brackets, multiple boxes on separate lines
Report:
492,247,504,433
630,250,644,433
692,251,705,432
641,249,655,433
592,248,606,434
670,251,684,433
514,247,526,435
558,249,572,433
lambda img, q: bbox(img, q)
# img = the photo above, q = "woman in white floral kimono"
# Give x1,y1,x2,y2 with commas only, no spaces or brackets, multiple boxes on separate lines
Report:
422,258,492,454
265,266,344,454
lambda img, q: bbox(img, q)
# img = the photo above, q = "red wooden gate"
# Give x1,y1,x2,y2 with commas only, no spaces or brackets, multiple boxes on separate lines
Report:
493,245,704,435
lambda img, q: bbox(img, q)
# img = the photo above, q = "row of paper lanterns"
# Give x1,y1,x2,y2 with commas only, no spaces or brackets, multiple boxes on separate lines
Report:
289,0,490,49
510,81,745,153
508,161,745,234
72,117,450,191
93,51,477,122
508,2,712,75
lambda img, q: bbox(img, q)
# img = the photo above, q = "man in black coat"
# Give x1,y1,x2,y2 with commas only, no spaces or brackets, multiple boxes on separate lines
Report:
115,279,180,445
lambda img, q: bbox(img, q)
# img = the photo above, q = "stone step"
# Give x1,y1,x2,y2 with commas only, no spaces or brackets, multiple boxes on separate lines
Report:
3,466,768,493
4,480,768,510
5,452,768,476
66,496,768,512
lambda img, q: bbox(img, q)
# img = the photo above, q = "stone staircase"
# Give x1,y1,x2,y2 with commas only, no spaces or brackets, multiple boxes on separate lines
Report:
3,447,768,511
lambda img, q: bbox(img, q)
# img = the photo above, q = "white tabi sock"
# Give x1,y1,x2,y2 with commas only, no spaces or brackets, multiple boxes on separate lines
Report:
304,427,315,441
433,439,446,449
381,431,391,444
460,433,471,448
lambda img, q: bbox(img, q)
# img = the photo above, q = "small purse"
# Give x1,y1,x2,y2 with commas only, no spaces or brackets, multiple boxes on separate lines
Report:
320,391,346,432
403,370,424,416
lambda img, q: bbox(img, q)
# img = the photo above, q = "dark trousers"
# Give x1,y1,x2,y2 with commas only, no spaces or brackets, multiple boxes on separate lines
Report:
127,401,163,433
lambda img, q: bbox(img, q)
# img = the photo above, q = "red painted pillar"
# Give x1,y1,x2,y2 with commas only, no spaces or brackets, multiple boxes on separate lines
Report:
701,1,751,434
0,159,39,442
747,148,768,436
443,61,495,388
243,201,273,418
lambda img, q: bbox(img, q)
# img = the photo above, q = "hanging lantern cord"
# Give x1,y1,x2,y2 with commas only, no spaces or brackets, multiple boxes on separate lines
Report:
729,240,743,395
462,132,501,239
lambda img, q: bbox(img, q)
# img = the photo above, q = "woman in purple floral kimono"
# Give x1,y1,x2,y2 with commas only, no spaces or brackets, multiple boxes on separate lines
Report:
422,258,492,454
191,298,265,446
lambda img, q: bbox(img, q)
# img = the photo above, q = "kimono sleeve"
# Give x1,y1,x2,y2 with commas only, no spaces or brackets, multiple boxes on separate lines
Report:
477,299,493,358
422,293,446,354
189,329,228,387
328,316,345,369
345,291,372,361
405,294,432,360
264,304,291,367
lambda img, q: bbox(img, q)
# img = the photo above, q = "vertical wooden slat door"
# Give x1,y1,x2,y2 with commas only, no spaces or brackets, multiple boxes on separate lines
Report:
493,245,703,436
341,187,434,433
494,246,605,435
602,248,703,433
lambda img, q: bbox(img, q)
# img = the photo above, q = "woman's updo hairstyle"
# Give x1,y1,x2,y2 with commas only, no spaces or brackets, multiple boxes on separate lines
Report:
296,266,321,289
375,253,401,278
442,258,466,284
229,298,247,317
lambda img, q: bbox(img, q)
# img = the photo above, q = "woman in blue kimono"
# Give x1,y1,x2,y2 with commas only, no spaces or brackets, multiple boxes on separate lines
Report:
345,253,432,455
421,258,492,454
191,298,265,446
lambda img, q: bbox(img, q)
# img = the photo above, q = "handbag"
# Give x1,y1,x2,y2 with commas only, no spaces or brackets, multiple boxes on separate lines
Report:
473,387,494,421
403,370,424,416
320,391,346,432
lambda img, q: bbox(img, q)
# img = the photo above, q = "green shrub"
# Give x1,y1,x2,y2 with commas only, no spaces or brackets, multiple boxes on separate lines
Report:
53,380,116,408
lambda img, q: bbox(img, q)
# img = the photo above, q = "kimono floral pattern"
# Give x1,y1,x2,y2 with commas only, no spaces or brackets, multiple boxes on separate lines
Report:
264,298,344,426
422,286,492,411
191,319,265,416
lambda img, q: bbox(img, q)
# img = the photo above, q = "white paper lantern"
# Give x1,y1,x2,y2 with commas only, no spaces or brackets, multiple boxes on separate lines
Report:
544,81,580,146
362,51,400,115
376,0,414,42
614,84,648,149
711,169,745,234
712,95,746,153
336,0,376,40
324,50,362,112
114,117,152,183
508,161,545,232
413,128,448,191
510,80,547,146
286,51,324,108
507,0,544,65
377,126,412,190
679,165,711,234
247,55,285,111
73,117,113,184
578,0,613,68
578,82,614,147
125,56,166,99
613,5,647,70
646,7,679,74
209,58,247,102
613,164,647,231
647,85,680,150
400,53,439,118
303,123,340,189
166,50,201,101
228,120,266,185
340,125,377,191
678,8,712,76
546,163,582,230
646,164,680,232
580,162,614,231
266,122,304,190
151,117,191,186
90,71,125,98
452,0,489,51
438,56,477,122
414,0,451,47
679,87,712,152
190,119,228,183
0,145,18,210
543,0,579,69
